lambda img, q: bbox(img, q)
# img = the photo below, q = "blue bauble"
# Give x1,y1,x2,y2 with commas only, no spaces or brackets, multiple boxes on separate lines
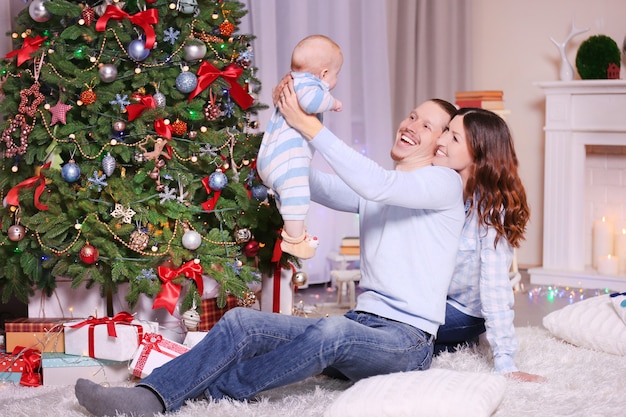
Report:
128,38,150,61
209,171,228,190
61,161,81,183
250,184,268,201
176,71,198,93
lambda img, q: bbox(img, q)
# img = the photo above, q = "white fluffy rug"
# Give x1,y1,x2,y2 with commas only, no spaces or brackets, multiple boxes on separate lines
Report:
0,326,624,417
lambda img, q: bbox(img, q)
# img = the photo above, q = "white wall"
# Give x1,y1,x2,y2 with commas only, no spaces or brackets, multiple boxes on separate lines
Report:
471,0,626,268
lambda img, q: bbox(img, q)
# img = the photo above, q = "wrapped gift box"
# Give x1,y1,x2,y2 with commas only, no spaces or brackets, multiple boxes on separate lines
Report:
198,295,239,331
28,278,107,319
0,372,22,383
182,331,208,349
41,353,129,386
5,318,66,353
64,314,159,361
129,333,189,379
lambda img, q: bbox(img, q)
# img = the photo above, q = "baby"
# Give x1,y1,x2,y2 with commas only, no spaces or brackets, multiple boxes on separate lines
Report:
257,34,343,259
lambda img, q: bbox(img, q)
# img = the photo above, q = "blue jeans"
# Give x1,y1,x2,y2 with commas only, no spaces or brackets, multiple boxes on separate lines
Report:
433,302,485,355
137,308,433,411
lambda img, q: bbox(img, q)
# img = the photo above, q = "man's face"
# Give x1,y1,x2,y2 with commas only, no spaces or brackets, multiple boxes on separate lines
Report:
390,101,451,170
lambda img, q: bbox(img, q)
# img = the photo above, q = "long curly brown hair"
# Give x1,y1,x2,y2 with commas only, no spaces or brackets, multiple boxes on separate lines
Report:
457,108,529,248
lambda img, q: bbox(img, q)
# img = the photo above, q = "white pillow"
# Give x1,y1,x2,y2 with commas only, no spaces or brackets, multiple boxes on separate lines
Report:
324,368,506,417
543,293,626,356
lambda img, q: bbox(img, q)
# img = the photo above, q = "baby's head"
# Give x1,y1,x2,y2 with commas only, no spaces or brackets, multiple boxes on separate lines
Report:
291,35,343,90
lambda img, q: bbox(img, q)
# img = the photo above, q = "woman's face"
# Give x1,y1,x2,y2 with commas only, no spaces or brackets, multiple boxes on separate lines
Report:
432,115,474,181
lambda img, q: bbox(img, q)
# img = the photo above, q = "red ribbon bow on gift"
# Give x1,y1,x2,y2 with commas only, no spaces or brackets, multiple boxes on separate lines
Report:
11,346,42,387
96,6,159,49
70,311,135,338
69,312,142,358
5,35,47,67
153,260,204,314
188,62,253,110
271,233,285,313
5,161,51,210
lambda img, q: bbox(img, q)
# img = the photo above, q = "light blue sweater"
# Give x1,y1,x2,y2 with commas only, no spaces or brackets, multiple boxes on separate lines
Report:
309,127,464,335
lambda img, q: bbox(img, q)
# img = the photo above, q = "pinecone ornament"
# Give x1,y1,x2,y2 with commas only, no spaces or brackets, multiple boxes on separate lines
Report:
81,6,95,26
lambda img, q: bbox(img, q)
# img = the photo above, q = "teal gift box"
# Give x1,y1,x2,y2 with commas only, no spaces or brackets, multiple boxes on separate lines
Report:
0,371,22,383
41,353,130,386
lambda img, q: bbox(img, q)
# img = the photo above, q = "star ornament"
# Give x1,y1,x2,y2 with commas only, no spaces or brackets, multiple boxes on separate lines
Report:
49,101,73,125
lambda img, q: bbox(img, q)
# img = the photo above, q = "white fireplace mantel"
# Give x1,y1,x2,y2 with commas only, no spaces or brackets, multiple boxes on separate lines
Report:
529,80,626,292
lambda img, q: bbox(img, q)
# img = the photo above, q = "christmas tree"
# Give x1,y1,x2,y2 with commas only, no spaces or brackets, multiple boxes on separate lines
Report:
0,0,290,316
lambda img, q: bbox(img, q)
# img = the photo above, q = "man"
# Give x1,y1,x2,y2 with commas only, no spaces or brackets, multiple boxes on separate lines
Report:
75,94,463,417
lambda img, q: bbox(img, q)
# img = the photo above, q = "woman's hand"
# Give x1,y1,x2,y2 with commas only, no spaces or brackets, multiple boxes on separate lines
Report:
277,78,323,140
272,73,291,106
506,371,547,383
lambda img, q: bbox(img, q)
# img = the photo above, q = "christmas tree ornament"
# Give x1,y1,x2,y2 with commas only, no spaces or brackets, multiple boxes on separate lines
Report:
79,243,99,264
18,82,45,117
182,229,202,250
7,224,26,242
208,170,228,190
81,5,95,26
98,64,118,83
178,0,198,14
48,100,73,125
175,70,198,94
128,38,150,61
129,229,150,251
153,91,166,108
112,120,126,132
79,88,97,105
61,159,81,183
1,114,31,157
171,119,187,136
29,0,51,23
292,270,308,287
183,41,207,61
243,240,260,257
203,90,222,121
102,153,116,176
220,21,235,36
235,228,252,243
188,130,197,139
182,302,201,330
250,184,268,201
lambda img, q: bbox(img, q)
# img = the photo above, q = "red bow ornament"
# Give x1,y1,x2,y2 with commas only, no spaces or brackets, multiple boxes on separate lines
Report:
5,35,47,67
200,175,222,211
153,260,204,314
154,118,173,142
96,6,159,49
188,62,253,110
126,95,157,121
5,161,51,210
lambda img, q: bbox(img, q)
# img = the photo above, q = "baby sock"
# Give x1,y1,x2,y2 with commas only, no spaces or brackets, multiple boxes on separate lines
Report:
75,378,164,417
280,230,318,259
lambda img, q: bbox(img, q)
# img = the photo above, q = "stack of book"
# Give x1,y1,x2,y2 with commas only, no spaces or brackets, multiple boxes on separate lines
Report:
339,237,360,256
455,90,504,110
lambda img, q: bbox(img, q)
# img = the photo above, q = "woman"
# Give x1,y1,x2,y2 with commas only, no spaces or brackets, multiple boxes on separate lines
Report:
432,107,545,382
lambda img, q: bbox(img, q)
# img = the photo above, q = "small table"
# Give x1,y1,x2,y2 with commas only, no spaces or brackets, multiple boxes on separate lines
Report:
326,252,361,308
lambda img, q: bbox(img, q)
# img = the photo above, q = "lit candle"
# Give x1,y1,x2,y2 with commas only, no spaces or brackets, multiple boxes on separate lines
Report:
592,217,613,268
597,254,619,275
615,227,626,274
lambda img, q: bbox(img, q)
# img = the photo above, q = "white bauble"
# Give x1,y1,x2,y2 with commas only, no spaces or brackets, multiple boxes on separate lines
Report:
29,0,51,23
182,230,202,250
182,308,201,330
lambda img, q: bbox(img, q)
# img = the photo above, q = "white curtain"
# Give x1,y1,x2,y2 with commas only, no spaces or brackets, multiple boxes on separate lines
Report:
240,0,471,284
240,0,394,284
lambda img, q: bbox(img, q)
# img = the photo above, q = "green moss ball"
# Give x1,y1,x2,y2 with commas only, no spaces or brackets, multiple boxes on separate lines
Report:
575,35,621,79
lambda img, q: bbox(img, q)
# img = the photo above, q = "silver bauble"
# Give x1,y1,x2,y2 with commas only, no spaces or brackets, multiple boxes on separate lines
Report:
183,42,207,61
153,92,167,108
102,153,116,176
8,225,26,242
29,0,51,23
182,230,202,250
235,228,252,243
61,161,81,183
292,271,308,287
128,38,150,61
182,308,201,330
175,71,198,93
178,0,198,14
98,64,118,83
